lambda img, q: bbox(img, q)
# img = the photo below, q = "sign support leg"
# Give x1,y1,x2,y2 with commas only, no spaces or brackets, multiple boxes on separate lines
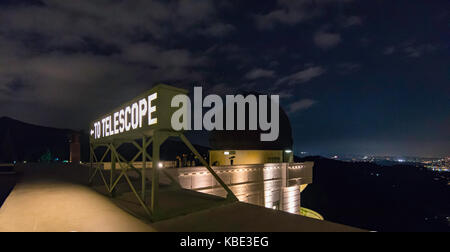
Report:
110,143,116,197
178,133,238,202
151,132,160,216
141,136,147,203
89,144,93,185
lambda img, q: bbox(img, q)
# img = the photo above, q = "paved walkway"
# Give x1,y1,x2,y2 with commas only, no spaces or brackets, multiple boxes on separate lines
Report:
0,164,153,232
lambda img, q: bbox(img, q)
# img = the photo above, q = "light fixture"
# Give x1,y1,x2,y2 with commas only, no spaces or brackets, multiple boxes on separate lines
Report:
224,151,230,155
284,150,292,153
158,162,163,168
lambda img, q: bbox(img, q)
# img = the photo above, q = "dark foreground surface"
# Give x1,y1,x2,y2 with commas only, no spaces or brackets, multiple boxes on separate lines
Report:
0,163,362,232
300,157,450,232
0,165,17,208
0,176,17,208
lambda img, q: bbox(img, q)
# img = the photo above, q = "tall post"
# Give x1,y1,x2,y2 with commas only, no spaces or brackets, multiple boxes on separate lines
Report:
141,136,147,203
151,132,160,215
89,144,93,184
110,143,116,196
280,163,287,211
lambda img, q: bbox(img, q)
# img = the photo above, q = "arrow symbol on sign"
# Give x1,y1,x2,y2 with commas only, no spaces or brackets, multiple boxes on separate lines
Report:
90,129,94,136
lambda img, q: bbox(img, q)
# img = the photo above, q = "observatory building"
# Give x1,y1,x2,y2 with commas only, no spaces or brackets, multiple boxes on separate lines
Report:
177,100,316,214
209,101,294,166
87,85,318,219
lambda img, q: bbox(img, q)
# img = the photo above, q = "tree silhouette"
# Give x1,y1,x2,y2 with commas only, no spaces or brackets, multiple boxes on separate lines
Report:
39,149,52,163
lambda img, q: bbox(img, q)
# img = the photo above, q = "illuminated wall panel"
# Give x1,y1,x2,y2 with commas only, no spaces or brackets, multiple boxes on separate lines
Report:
124,162,313,214
209,150,284,166
230,169,249,184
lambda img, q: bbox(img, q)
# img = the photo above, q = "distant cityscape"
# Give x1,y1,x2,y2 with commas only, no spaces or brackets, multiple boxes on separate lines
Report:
298,152,450,173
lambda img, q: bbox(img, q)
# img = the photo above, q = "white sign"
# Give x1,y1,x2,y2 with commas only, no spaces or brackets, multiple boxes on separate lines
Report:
91,93,157,140
90,85,280,142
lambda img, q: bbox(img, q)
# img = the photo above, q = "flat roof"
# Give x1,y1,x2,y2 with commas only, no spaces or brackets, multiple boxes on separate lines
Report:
0,164,363,232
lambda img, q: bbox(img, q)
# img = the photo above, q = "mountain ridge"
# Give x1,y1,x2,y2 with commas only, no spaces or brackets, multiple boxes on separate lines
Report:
0,116,210,163
0,116,75,162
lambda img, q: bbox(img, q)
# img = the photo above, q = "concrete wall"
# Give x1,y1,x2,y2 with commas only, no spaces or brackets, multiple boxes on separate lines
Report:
155,162,314,215
119,161,312,214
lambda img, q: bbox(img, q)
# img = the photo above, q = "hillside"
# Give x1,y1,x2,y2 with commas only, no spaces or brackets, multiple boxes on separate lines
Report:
298,156,450,231
0,117,75,163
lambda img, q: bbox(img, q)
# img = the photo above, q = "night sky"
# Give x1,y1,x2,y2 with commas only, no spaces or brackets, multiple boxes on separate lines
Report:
0,0,448,157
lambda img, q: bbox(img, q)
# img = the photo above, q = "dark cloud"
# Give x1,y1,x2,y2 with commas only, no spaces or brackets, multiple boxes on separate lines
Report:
341,16,363,28
244,68,276,80
0,0,225,40
404,44,439,58
287,99,317,114
383,46,396,55
121,43,208,68
198,23,236,37
0,0,448,157
336,62,361,75
383,41,441,58
276,66,326,86
0,0,239,129
313,31,342,49
255,0,354,30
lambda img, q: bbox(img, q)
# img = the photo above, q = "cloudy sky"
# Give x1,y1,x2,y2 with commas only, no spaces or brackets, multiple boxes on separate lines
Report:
0,0,448,157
